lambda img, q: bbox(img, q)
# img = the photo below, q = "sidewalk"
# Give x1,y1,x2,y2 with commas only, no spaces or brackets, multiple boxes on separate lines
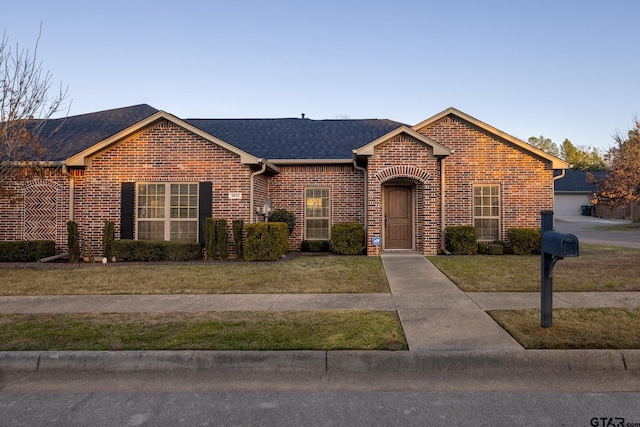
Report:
1,253,640,373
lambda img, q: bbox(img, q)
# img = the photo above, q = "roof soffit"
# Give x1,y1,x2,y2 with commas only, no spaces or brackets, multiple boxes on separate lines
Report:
412,107,570,170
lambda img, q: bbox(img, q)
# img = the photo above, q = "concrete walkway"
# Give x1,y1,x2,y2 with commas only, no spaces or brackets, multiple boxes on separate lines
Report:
1,253,639,353
381,253,523,351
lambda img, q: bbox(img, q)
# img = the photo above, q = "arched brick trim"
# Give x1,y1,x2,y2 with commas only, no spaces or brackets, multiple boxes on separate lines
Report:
374,166,431,184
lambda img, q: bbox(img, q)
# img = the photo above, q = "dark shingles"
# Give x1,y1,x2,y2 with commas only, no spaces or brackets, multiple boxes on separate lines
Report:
185,118,405,159
39,104,159,161
28,104,404,161
554,169,608,192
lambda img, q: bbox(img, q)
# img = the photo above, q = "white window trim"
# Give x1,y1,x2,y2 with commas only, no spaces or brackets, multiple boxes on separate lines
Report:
473,184,500,241
305,187,331,240
136,182,199,242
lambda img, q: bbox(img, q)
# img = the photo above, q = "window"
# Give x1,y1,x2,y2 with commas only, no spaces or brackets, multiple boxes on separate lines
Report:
137,183,198,241
473,185,500,240
305,187,330,240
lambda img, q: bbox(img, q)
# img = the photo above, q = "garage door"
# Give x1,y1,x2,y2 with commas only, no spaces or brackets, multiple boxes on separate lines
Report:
554,194,590,216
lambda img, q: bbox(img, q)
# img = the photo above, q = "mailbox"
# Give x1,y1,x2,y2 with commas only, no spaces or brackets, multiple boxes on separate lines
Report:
541,231,579,258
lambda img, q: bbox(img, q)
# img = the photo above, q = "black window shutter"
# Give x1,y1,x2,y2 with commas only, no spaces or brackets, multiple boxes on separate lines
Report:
199,182,213,245
121,182,135,239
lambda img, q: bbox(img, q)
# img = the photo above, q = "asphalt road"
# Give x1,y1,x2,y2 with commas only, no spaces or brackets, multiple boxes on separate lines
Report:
554,216,640,248
2,369,640,426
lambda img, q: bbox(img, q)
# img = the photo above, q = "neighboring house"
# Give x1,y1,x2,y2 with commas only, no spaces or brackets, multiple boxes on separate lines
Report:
553,169,605,216
554,169,638,220
0,105,568,256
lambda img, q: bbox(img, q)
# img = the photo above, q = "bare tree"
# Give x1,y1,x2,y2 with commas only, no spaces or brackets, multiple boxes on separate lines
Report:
0,25,69,200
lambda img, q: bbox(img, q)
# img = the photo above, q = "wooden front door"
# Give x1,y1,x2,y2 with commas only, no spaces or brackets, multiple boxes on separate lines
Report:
384,185,413,249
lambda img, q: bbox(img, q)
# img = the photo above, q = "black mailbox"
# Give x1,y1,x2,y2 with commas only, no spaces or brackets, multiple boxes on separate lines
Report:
541,231,579,258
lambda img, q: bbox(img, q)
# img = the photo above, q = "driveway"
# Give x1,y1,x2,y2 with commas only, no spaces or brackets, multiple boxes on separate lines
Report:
554,216,640,249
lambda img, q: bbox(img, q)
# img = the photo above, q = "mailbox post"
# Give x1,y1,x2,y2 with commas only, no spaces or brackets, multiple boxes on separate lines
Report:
540,210,579,328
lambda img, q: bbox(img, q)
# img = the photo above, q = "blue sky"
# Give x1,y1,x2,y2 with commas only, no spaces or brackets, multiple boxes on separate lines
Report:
4,0,639,151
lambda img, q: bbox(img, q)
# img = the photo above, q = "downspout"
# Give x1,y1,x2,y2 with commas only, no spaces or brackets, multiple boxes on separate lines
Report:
553,168,566,182
249,160,267,224
61,165,74,221
440,157,451,255
551,168,567,222
352,154,368,234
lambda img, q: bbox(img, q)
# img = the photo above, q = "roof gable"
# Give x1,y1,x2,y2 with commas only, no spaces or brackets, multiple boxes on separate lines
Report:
413,107,570,169
354,126,451,157
65,110,265,167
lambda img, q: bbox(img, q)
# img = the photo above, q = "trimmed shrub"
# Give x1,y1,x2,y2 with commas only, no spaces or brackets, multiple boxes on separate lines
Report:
507,228,541,255
67,221,80,263
204,218,229,260
244,222,289,261
204,218,215,259
102,220,115,260
331,222,365,255
0,240,56,262
477,242,488,255
268,209,296,234
446,225,478,255
112,240,202,262
232,219,244,260
301,240,331,252
487,243,504,255
216,219,228,260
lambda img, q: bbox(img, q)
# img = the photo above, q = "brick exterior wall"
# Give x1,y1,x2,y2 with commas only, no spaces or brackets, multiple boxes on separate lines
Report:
366,134,441,255
268,164,365,251
0,169,69,253
0,113,555,259
416,115,554,242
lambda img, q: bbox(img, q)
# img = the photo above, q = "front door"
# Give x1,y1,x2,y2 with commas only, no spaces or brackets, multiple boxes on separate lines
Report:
384,185,413,249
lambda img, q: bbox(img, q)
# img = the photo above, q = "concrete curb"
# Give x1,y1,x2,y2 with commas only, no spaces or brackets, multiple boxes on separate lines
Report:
2,350,640,373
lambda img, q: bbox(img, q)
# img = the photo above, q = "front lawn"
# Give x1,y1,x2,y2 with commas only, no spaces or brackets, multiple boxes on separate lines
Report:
0,255,389,295
0,310,407,351
429,244,640,292
489,308,640,349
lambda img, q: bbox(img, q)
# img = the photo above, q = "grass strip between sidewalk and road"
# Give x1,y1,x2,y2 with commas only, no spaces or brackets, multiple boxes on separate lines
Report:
0,256,389,295
489,308,640,349
0,310,407,351
429,243,640,292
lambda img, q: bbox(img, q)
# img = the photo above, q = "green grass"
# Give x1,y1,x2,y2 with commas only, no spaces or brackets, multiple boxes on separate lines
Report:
0,255,389,295
429,244,640,292
585,222,640,232
0,311,407,351
489,308,640,349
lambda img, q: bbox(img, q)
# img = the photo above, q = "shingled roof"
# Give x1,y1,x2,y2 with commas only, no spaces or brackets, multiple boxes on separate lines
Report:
39,104,159,161
554,169,608,192
35,104,406,162
185,118,405,160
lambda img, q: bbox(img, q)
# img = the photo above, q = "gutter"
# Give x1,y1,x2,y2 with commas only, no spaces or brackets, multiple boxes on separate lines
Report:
249,160,267,224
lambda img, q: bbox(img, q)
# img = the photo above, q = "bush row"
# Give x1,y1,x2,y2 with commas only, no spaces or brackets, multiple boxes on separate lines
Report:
112,240,202,262
0,240,56,262
446,226,541,255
